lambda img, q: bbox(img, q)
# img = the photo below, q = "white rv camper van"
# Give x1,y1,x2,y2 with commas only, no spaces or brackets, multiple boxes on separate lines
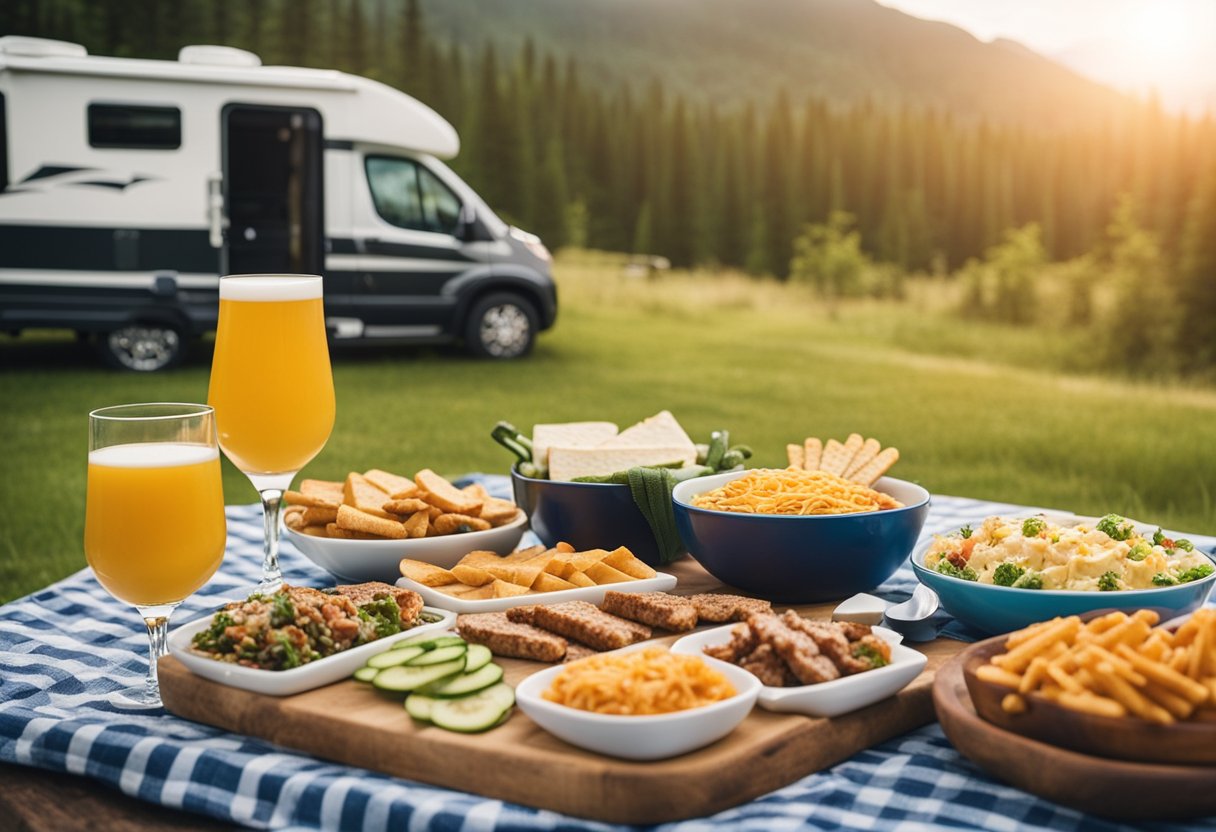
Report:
0,36,556,369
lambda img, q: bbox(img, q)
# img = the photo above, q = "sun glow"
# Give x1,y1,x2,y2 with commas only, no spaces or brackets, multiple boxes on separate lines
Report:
1123,3,1200,68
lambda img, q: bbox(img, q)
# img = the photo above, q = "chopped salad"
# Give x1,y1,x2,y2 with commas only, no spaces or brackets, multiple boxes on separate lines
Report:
924,514,1214,592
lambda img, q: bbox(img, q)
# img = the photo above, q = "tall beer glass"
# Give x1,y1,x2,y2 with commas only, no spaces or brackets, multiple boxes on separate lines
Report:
208,275,335,593
85,403,226,707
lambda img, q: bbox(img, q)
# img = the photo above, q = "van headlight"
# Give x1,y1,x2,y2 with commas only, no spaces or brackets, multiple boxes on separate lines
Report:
524,238,552,263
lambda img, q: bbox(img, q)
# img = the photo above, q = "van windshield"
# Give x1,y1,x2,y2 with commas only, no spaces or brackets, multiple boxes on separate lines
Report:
365,156,461,235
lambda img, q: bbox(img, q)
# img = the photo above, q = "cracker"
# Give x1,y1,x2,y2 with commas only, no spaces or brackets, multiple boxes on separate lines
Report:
402,509,430,539
299,525,329,537
786,443,805,469
504,545,548,563
462,483,492,501
582,561,633,585
343,473,394,519
844,438,882,479
390,483,421,500
803,437,822,471
601,546,657,579
483,558,544,588
284,489,340,509
849,447,899,486
300,479,343,500
433,513,492,535
335,504,407,539
383,498,430,515
818,439,850,476
451,564,495,586
283,505,307,530
565,571,595,587
840,433,864,470
399,559,458,587
301,505,338,526
325,522,381,540
479,498,521,525
363,469,414,496
492,579,531,598
532,572,578,593
415,469,482,515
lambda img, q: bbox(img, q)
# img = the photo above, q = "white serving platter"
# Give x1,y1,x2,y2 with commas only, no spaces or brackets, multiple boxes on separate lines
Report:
167,606,456,696
395,572,678,614
669,624,926,718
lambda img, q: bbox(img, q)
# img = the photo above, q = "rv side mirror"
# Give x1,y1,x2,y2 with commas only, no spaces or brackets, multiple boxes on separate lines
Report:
456,204,479,242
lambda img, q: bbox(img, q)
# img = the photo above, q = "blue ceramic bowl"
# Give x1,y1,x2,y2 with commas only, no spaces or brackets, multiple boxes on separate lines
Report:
671,470,931,603
912,537,1216,637
510,466,674,566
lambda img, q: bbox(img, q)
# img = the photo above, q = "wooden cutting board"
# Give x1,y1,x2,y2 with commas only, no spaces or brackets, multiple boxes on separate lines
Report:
160,560,965,825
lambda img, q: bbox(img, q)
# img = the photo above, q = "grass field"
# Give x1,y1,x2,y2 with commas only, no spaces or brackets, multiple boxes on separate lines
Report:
2,249,1215,604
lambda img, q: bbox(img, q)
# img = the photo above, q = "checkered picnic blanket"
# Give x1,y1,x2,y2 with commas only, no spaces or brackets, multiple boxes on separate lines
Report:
1,476,1213,832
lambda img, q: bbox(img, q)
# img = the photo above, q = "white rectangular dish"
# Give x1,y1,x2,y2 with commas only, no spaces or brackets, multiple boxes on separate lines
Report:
669,624,926,717
166,606,456,696
396,572,678,614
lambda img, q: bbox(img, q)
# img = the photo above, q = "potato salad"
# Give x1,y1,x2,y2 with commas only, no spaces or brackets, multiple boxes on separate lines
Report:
924,514,1214,591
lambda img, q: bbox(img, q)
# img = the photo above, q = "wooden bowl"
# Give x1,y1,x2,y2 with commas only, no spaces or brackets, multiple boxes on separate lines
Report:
961,636,1216,766
935,647,1216,820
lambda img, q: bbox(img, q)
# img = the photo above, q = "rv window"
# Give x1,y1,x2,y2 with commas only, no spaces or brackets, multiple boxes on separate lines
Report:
0,92,7,191
365,156,426,231
418,168,461,235
88,104,181,149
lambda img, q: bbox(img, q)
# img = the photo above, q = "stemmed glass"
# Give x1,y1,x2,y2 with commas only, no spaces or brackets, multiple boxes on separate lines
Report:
207,274,335,594
84,403,227,708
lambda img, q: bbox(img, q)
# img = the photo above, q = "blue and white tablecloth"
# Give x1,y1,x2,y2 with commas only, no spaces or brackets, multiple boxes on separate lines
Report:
2,476,1213,832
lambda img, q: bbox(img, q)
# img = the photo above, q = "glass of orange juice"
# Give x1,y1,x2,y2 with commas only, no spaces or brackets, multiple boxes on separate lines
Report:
208,274,335,593
85,403,227,708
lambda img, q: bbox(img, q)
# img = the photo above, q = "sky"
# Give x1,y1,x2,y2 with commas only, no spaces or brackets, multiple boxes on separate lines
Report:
877,0,1216,115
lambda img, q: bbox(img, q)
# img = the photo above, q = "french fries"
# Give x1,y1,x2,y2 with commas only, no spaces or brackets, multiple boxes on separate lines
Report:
283,469,522,540
978,609,1216,724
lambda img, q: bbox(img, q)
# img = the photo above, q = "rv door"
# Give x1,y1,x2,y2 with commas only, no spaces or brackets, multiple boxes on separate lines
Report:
221,105,324,278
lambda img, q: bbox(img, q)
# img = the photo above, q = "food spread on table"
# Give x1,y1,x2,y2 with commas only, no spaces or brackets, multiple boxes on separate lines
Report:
541,647,736,715
400,543,657,599
190,581,429,669
784,432,900,486
976,608,1216,724
283,469,521,540
704,612,891,686
690,467,903,515
925,514,1215,590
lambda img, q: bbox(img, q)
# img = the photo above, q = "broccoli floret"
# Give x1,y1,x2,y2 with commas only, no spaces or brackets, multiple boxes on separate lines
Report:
1153,528,1167,546
1096,514,1134,542
271,592,295,627
1152,573,1178,586
191,611,235,652
1012,571,1044,590
1178,563,1214,584
1021,517,1046,537
1097,571,1121,591
275,632,302,669
852,643,889,669
992,563,1026,587
958,524,973,539
1175,539,1195,552
356,596,403,641
1126,543,1151,562
935,559,978,581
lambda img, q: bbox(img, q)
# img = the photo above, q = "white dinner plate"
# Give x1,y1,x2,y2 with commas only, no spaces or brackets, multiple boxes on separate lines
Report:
669,624,927,717
396,572,678,614
167,606,456,696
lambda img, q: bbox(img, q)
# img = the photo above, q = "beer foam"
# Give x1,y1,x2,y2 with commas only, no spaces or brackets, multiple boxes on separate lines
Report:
219,275,323,301
89,443,219,468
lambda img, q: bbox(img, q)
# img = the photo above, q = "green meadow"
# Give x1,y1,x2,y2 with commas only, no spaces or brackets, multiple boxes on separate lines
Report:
2,250,1214,604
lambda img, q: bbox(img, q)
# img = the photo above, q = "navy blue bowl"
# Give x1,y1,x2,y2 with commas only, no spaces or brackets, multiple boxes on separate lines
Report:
912,536,1216,636
511,467,676,566
671,471,931,603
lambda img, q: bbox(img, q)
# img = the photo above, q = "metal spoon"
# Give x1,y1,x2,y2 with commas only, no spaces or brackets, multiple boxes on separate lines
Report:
883,584,941,642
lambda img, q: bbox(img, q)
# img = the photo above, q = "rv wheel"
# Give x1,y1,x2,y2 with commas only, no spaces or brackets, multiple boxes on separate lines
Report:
99,324,185,372
465,292,538,359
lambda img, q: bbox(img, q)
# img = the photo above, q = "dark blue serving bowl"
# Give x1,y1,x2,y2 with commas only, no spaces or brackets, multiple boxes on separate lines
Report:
511,466,674,566
671,471,931,603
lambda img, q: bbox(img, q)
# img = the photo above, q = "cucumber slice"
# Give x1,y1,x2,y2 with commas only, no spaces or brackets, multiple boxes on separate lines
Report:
405,644,467,666
393,633,465,650
405,694,437,722
463,643,493,674
352,666,380,683
372,658,466,693
429,688,511,733
475,682,516,711
423,663,504,698
366,645,426,669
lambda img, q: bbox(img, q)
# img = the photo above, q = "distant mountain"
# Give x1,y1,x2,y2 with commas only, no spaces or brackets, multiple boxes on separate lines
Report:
421,0,1132,128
